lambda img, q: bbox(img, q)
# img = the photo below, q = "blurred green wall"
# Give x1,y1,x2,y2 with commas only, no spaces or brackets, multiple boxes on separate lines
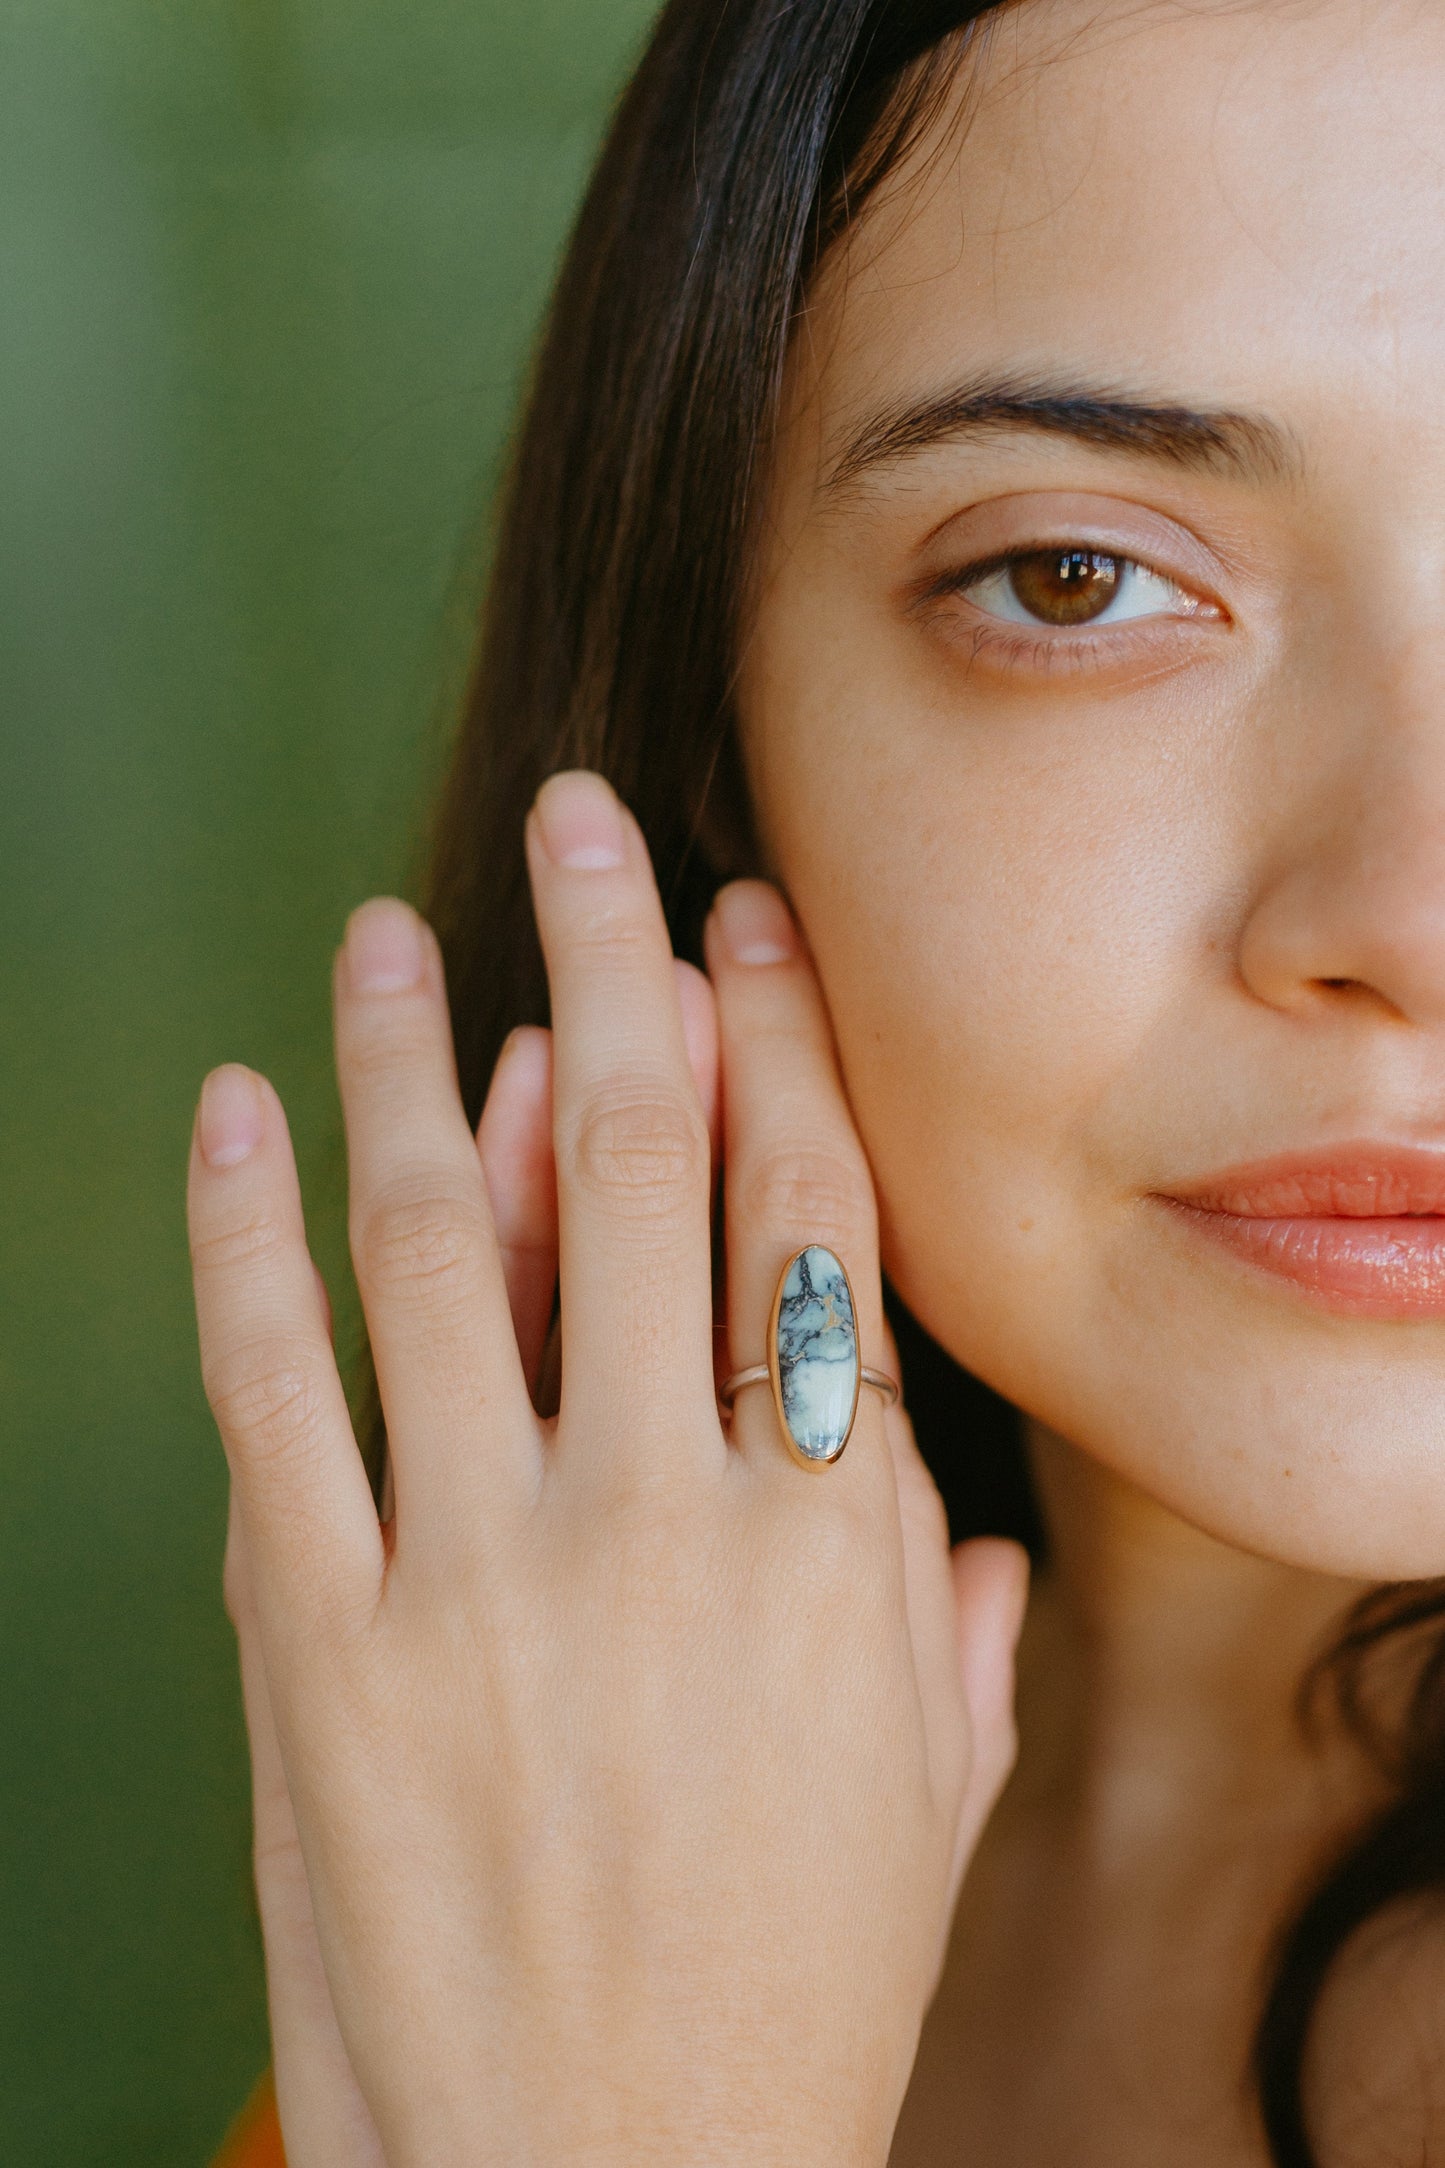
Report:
1,4,654,2158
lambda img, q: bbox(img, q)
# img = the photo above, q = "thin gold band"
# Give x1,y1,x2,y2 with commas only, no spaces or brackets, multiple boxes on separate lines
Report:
718,1363,899,1411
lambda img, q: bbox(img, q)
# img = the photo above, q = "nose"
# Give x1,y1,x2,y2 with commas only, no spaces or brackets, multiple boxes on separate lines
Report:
1238,630,1445,1030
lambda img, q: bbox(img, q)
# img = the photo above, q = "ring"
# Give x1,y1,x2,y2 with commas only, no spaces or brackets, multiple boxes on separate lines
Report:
717,1244,900,1468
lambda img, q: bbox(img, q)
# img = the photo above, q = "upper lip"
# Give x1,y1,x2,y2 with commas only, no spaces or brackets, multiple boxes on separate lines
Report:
1162,1145,1445,1219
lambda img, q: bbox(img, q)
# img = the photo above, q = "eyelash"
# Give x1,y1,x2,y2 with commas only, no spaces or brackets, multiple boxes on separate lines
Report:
921,544,1218,676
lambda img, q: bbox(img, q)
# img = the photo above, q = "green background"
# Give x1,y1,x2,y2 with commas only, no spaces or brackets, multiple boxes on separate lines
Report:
2,4,653,2157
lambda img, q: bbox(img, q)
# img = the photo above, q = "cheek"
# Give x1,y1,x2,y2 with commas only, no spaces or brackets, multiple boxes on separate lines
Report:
759,690,1196,1418
797,801,1445,1577
741,517,1228,1276
744,642,1445,1578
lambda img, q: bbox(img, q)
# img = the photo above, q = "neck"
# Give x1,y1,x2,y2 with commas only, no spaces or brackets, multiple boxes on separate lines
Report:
1017,1421,1377,1843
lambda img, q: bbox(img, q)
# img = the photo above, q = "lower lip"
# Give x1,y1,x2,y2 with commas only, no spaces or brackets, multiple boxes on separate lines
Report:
1164,1204,1445,1317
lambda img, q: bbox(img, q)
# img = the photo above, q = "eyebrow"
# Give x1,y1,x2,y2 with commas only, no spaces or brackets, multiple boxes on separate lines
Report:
823,373,1306,494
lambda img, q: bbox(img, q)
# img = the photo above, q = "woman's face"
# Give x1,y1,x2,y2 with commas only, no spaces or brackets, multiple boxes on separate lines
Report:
739,0,1445,1577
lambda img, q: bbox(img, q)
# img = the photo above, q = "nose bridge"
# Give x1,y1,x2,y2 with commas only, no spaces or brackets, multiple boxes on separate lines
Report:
1238,622,1445,1024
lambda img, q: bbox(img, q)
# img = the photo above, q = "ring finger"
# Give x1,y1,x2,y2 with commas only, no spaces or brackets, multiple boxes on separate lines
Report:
703,881,893,1501
333,899,537,1541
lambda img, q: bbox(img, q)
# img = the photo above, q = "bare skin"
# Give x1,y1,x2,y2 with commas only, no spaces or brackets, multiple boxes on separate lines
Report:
889,1451,1391,2166
737,0,1445,2158
191,823,1028,2166
190,0,1445,2159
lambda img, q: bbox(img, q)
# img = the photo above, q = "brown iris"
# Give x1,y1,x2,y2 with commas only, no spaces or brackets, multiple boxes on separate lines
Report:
1008,548,1122,625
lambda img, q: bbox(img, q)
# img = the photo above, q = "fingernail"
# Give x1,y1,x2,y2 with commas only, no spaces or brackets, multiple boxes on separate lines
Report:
199,1065,265,1167
532,770,627,870
712,881,797,965
346,898,425,992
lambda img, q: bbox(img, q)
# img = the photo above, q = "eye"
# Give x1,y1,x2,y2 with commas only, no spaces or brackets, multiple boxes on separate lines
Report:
955,546,1203,629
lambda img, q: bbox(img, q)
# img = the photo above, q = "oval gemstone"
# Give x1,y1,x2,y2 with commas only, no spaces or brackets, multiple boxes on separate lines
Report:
773,1245,860,1462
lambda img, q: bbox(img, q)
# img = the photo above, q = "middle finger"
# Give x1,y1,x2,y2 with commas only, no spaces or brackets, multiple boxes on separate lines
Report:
525,771,719,1483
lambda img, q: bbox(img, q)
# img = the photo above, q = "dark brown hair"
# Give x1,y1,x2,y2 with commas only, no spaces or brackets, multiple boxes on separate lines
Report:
359,3,1445,2156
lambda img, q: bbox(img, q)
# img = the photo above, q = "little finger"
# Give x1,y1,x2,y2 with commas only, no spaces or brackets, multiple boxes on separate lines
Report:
188,1065,381,1625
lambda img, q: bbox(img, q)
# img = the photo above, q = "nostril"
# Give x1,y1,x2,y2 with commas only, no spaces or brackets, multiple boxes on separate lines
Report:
1309,974,1408,1022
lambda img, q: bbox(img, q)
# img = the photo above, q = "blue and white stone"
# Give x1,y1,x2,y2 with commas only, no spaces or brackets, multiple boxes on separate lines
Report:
774,1245,859,1462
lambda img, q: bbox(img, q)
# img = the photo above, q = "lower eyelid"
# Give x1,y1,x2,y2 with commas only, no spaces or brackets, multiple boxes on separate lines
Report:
925,598,1225,680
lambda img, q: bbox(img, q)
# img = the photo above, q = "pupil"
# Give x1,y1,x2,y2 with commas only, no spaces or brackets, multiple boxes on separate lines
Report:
1011,548,1121,625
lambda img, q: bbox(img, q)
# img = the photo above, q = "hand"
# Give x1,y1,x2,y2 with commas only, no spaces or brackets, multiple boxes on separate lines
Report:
189,769,1029,2168
219,960,724,2166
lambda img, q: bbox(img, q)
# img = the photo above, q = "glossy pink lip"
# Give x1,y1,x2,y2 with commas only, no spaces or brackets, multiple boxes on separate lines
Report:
1157,1146,1445,1318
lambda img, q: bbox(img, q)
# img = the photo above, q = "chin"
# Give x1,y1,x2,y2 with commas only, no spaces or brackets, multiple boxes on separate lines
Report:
889,1213,1445,1581
1058,1274,1445,1582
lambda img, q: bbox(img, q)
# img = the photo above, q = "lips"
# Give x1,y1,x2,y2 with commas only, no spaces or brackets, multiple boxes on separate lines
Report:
1158,1147,1445,1317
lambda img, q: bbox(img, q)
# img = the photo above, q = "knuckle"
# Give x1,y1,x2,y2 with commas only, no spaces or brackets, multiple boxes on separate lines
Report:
596,1479,686,1561
784,1490,875,1604
341,1008,419,1084
738,1146,872,1244
353,1177,484,1296
205,1344,328,1466
565,1087,710,1212
591,1489,708,1616
564,896,654,964
190,1207,288,1279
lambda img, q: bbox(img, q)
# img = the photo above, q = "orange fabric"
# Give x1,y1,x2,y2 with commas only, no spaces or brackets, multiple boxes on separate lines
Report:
214,2073,286,2168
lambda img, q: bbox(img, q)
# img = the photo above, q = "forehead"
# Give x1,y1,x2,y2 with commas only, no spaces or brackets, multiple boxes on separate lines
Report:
797,0,1445,461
